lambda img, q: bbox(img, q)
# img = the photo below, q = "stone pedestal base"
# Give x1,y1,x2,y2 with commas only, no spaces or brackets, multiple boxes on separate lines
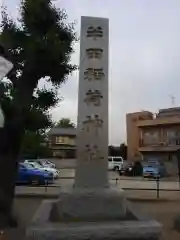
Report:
51,187,126,221
26,187,162,240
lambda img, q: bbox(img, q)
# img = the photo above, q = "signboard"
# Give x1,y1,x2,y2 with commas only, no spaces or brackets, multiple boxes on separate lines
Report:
0,55,13,80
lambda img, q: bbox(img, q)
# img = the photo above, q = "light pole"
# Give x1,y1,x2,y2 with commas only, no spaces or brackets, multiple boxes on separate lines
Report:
0,44,13,127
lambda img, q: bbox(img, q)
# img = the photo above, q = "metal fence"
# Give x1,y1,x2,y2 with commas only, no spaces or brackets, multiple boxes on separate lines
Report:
16,176,180,199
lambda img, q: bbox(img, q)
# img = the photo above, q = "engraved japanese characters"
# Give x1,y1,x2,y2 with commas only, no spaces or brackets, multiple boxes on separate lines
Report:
81,114,103,136
84,68,105,81
80,23,105,161
84,90,103,106
75,16,109,187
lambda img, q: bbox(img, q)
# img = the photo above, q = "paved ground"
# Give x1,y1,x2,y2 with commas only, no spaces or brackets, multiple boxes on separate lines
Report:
4,197,180,240
135,201,180,240
4,160,180,239
56,169,180,190
14,169,180,200
14,169,180,199
15,181,180,201
5,166,180,239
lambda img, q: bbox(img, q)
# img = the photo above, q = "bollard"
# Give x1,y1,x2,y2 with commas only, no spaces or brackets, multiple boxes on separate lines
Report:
45,180,48,193
0,231,4,239
115,178,118,185
156,176,160,199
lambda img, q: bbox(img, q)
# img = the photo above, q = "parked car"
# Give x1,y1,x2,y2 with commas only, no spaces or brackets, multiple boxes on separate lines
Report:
119,163,133,176
24,160,59,179
16,163,54,185
36,159,56,169
143,165,159,178
143,161,167,178
108,156,124,171
119,161,143,176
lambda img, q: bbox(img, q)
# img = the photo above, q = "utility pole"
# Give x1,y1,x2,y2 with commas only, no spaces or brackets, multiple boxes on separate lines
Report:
169,95,175,107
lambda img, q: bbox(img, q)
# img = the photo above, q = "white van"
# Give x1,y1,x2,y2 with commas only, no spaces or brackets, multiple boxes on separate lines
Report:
108,156,124,171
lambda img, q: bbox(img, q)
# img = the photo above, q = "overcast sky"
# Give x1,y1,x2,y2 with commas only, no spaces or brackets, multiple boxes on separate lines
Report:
2,0,180,145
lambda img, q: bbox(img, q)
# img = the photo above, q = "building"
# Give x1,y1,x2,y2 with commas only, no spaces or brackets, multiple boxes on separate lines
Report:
126,107,180,175
48,128,76,158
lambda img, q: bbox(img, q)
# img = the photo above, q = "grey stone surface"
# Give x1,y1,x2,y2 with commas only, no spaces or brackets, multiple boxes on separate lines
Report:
53,187,126,220
25,16,162,240
75,16,109,188
174,214,180,232
26,200,162,240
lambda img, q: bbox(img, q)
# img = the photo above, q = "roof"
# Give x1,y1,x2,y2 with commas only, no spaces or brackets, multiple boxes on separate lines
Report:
158,107,180,114
137,116,180,127
48,127,77,136
139,146,180,152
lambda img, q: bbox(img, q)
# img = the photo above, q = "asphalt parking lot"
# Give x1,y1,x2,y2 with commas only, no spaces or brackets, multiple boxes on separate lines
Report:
11,160,180,240
57,169,180,189
15,169,180,199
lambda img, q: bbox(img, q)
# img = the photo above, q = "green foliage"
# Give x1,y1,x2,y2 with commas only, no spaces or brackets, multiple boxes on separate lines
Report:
119,143,127,160
0,0,77,131
0,0,77,224
55,118,75,128
108,143,127,159
20,131,52,159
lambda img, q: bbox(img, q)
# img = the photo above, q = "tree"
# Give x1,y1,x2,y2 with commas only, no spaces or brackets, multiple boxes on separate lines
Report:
0,0,76,227
20,131,52,159
55,118,75,128
108,143,127,159
119,143,127,160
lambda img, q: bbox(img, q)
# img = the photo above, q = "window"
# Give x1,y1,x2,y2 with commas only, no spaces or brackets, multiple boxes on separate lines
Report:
143,130,159,145
113,158,123,162
86,26,103,38
166,130,176,145
55,136,65,144
86,48,103,59
37,161,43,166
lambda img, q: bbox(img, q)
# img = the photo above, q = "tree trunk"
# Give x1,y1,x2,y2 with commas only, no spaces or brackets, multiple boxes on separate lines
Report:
0,120,23,229
0,69,38,228
0,154,18,228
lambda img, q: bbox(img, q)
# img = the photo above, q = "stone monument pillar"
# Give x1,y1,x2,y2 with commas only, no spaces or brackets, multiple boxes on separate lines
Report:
50,17,127,221
75,16,109,188
26,16,162,240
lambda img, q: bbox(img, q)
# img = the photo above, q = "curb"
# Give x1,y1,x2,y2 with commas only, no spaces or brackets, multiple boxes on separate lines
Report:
15,193,180,202
129,198,180,202
15,193,59,199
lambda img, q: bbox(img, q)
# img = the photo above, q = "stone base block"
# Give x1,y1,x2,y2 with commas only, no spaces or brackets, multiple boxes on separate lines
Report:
174,214,180,232
51,187,126,221
26,188,162,240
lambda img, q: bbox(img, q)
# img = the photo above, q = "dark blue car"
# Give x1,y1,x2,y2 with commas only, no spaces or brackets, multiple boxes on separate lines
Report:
16,163,54,185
